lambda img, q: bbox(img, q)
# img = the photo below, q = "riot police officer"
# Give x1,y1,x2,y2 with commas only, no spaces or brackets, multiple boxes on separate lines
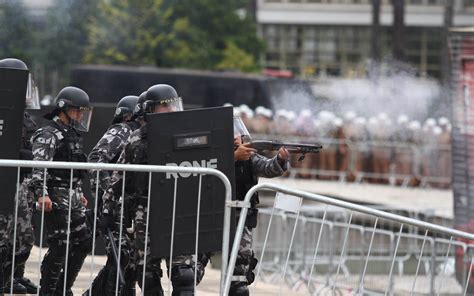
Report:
86,95,141,295
101,84,207,296
0,57,40,294
29,86,93,295
231,116,290,296
89,95,141,193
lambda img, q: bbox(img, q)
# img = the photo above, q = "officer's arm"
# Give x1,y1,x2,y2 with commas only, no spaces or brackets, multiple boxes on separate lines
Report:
88,125,131,190
102,147,129,215
104,125,131,161
250,153,289,178
29,129,58,199
88,124,130,163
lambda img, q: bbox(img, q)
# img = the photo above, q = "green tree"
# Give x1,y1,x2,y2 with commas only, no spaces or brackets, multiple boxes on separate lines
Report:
168,0,264,70
84,0,199,67
0,1,36,64
216,41,257,72
42,0,97,69
85,0,263,70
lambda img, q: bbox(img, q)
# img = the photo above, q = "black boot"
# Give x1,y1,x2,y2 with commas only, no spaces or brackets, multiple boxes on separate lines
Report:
229,282,249,296
3,278,28,294
15,277,38,294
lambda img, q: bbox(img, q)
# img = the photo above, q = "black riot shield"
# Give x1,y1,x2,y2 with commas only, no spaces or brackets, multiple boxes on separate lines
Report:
147,106,235,257
0,68,28,214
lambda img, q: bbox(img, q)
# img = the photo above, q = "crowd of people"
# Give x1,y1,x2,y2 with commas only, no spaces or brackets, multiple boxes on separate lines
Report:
231,104,452,188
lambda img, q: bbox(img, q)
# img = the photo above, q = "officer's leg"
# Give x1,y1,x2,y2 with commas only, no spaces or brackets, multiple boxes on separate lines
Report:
0,244,9,292
12,251,37,294
135,204,163,296
13,185,37,293
0,213,11,292
230,226,258,296
56,237,92,295
103,230,133,296
40,238,66,295
2,209,29,294
136,258,163,296
54,213,92,295
166,253,208,296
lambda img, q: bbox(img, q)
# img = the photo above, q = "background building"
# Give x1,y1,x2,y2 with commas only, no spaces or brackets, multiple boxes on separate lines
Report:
257,0,474,78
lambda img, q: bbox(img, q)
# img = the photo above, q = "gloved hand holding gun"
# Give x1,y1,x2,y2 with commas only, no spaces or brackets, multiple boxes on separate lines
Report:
234,116,322,161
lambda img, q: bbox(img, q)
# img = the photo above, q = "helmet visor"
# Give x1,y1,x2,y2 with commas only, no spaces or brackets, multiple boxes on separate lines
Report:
233,116,252,143
146,97,183,113
69,106,93,132
25,74,40,109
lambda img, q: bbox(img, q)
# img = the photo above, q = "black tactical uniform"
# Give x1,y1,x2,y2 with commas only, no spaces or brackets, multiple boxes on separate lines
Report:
29,86,93,296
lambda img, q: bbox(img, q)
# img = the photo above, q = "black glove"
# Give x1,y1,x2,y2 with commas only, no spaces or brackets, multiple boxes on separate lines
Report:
99,214,116,234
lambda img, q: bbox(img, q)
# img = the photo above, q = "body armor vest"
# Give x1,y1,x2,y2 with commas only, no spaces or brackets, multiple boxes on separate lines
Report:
235,159,259,207
46,120,87,182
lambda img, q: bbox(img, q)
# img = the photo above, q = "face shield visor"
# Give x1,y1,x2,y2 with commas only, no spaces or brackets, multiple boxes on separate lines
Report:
67,106,93,132
145,97,183,114
233,116,252,143
25,74,40,109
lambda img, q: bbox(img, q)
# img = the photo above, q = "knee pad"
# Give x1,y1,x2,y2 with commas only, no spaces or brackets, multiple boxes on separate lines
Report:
234,252,258,285
170,266,194,293
246,252,258,285
77,237,93,254
47,241,67,258
229,282,249,296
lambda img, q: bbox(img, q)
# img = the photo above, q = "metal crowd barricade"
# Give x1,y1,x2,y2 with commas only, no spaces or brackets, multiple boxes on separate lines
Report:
223,183,474,295
0,159,232,296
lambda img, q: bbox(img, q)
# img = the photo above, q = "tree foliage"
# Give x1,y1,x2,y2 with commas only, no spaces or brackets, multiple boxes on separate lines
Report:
84,0,199,67
168,0,263,70
85,0,263,71
42,0,97,69
0,1,35,64
0,0,264,83
216,41,257,72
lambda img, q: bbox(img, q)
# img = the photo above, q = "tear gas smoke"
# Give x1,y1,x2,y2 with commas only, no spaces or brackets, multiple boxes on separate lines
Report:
270,60,445,124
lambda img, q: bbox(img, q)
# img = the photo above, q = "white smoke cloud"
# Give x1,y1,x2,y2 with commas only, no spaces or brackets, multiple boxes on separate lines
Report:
270,61,444,123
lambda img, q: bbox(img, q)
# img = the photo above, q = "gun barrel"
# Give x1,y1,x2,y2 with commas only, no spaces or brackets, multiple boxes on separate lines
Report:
277,143,322,152
250,140,322,152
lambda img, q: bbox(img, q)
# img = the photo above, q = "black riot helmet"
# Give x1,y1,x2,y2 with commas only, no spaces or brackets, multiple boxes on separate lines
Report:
133,91,147,117
0,58,40,109
113,95,138,123
51,86,93,132
143,84,183,115
0,58,27,70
